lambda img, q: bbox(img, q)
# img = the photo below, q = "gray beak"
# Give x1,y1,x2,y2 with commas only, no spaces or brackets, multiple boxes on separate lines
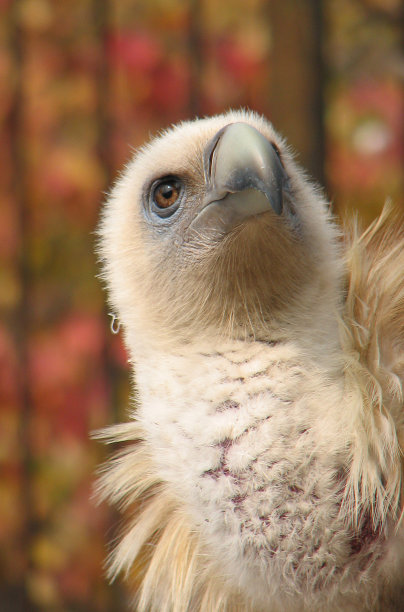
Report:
190,122,290,236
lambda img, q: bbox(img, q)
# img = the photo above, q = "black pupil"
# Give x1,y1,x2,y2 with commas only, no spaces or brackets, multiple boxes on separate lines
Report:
161,184,174,199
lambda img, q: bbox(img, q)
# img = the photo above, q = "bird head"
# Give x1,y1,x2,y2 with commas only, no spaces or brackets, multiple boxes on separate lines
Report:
99,110,342,354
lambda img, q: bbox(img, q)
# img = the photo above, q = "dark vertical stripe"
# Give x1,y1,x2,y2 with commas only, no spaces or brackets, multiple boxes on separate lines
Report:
267,0,326,187
312,0,326,190
92,2,127,610
188,0,203,117
94,0,113,189
7,1,37,610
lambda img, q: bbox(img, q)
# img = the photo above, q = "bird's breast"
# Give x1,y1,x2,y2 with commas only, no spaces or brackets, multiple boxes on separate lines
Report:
136,340,386,609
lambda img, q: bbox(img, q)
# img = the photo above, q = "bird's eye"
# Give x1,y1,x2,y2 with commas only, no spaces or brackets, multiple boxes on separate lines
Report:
150,177,183,218
154,181,180,208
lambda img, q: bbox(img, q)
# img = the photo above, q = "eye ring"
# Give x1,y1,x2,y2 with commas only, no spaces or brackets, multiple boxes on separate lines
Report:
150,177,184,218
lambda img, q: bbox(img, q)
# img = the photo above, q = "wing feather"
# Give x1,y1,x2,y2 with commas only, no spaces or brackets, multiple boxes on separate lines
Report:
342,204,404,525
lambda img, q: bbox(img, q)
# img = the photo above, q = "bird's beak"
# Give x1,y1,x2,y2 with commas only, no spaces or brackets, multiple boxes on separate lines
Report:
190,122,290,236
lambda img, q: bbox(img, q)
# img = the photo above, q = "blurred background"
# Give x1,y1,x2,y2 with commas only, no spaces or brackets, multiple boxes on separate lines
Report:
1,0,403,610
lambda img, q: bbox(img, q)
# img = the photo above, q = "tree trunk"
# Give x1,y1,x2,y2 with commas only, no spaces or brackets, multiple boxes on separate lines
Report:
267,0,325,187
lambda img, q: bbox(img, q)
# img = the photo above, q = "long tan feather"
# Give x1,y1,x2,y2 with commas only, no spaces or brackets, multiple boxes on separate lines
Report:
341,204,404,527
94,420,253,611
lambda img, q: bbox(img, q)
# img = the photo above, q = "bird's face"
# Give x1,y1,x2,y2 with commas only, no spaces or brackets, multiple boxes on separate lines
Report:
100,110,341,351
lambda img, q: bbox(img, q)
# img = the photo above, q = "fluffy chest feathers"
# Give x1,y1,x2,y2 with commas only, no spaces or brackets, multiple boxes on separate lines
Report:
134,341,383,610
137,340,344,504
96,110,404,611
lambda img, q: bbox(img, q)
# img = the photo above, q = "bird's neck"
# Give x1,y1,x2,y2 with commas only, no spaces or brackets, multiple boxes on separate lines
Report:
134,333,346,450
131,305,344,381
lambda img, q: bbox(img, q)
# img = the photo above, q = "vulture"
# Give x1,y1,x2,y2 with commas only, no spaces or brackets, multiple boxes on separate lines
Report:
95,110,404,612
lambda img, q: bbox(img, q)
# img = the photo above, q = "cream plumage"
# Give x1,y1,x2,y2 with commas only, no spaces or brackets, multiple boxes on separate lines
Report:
95,110,404,611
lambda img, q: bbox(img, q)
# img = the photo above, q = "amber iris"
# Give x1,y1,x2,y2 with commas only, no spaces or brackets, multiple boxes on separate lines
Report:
153,180,181,209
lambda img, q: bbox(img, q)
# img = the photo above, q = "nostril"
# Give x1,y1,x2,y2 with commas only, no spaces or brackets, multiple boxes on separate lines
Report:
203,124,234,183
208,136,219,180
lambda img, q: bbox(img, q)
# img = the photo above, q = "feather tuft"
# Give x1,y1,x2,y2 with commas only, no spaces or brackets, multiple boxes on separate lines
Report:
341,204,404,529
94,421,250,611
